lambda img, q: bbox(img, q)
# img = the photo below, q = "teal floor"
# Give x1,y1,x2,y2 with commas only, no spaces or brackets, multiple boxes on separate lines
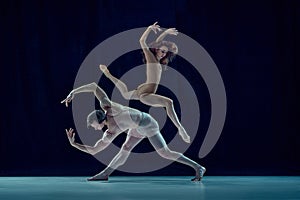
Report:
0,176,299,200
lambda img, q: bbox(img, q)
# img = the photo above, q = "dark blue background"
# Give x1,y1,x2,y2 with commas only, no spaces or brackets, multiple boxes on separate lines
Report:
1,0,299,176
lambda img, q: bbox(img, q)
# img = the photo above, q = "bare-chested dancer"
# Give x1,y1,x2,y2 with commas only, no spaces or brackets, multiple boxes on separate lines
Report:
61,82,206,181
99,22,191,143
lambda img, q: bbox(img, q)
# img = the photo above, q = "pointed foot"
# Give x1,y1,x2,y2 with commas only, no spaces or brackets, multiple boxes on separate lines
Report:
99,64,110,76
179,127,190,143
87,174,109,181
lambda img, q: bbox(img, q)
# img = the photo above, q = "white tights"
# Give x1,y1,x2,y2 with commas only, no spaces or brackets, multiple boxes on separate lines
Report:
100,131,200,176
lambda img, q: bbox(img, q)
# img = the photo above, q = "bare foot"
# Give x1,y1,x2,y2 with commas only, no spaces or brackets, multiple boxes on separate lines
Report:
99,64,110,76
191,166,206,182
179,127,190,143
87,173,109,181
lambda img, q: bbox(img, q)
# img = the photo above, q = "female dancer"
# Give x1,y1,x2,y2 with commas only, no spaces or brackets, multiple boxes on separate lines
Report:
100,22,190,143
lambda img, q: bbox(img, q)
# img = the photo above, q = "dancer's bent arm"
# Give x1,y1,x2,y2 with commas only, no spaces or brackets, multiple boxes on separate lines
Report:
155,28,178,42
65,128,109,155
140,22,161,62
61,82,111,108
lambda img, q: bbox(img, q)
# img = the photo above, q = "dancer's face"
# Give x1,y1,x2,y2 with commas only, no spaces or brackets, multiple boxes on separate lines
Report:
156,46,168,60
90,120,105,130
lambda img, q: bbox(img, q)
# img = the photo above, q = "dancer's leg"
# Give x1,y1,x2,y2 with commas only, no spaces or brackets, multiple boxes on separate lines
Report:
100,65,139,100
88,131,143,181
140,93,190,143
148,133,206,181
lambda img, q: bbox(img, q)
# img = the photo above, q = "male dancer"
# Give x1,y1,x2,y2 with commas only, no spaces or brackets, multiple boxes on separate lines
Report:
61,82,206,181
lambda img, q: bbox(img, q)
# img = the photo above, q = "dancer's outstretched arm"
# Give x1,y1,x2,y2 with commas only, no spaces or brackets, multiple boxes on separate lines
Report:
61,82,111,108
155,28,178,42
61,82,124,115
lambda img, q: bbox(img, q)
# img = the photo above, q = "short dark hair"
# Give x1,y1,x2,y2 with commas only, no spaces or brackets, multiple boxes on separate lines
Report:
87,109,107,128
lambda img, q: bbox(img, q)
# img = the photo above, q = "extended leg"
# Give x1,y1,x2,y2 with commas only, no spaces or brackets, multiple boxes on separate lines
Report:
140,93,190,143
100,65,139,100
88,132,143,181
148,133,206,181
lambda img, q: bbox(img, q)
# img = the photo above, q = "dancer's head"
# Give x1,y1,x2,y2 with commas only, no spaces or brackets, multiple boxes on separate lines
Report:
147,41,178,65
87,109,107,130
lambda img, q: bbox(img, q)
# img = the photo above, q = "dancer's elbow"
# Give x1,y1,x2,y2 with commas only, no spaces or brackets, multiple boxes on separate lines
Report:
89,148,97,155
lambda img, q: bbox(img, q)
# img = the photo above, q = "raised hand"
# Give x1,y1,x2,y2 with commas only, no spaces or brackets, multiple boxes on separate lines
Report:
164,28,178,36
148,22,162,34
65,128,75,145
61,92,74,107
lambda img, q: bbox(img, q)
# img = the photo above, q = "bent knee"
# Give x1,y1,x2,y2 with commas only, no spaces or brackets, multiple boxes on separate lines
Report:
165,98,173,107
